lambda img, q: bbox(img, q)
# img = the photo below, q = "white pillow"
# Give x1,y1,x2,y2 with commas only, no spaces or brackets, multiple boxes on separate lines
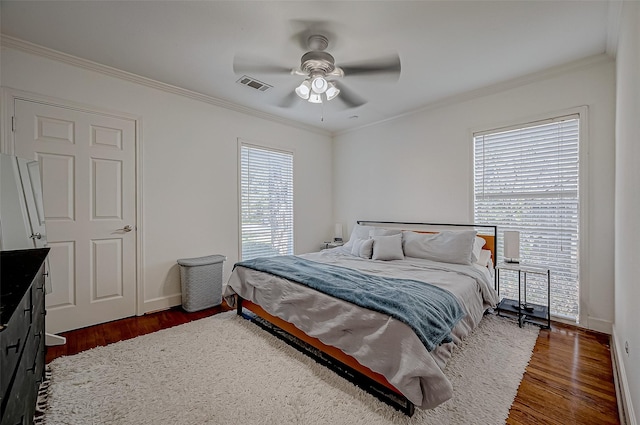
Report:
342,224,374,251
476,249,492,267
372,234,404,261
402,230,477,265
472,236,487,263
351,238,374,259
369,227,402,237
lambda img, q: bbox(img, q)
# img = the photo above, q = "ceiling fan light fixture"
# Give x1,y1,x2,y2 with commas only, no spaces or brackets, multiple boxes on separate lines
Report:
310,76,328,94
295,80,311,99
308,93,323,104
325,82,340,101
235,33,401,111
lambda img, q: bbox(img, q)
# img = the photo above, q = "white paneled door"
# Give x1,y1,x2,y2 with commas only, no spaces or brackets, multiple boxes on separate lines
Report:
14,99,137,333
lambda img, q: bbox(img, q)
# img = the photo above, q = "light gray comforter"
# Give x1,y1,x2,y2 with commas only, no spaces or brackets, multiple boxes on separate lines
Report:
223,248,498,410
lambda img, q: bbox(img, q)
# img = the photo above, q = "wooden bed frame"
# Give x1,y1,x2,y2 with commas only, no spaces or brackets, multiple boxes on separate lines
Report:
235,222,498,416
236,296,416,415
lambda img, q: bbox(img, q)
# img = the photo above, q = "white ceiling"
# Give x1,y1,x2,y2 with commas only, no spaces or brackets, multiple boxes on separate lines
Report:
0,1,614,134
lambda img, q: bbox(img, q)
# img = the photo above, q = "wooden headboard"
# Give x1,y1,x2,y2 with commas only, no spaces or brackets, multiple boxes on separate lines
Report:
356,220,498,270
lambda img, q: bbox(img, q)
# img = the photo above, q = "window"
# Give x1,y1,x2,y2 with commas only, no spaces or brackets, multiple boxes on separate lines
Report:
474,115,580,321
240,143,294,260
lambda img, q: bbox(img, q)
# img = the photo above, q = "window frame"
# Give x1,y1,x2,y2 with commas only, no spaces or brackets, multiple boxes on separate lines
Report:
469,106,589,325
237,139,295,261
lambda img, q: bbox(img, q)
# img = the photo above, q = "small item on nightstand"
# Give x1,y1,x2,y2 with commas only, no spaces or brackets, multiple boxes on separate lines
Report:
323,241,344,250
521,304,534,312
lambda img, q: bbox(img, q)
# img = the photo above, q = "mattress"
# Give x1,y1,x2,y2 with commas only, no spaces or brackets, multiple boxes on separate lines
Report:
223,247,498,409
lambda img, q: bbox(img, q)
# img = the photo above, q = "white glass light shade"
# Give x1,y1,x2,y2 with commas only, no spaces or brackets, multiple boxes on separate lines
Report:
325,83,340,100
334,223,343,241
504,231,520,262
308,93,322,103
295,80,311,99
311,76,328,94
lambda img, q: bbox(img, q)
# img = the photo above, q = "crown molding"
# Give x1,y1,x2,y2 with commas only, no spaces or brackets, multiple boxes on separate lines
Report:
0,35,331,137
1,34,613,140
605,0,623,58
335,53,613,138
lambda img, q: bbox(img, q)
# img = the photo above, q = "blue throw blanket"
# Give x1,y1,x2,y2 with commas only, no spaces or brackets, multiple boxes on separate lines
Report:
235,256,465,351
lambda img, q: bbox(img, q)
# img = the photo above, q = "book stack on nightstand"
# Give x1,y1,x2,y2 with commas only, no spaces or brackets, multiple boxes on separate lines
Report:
322,241,344,250
495,262,551,329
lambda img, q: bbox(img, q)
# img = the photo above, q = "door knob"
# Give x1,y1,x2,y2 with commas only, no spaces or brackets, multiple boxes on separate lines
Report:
30,232,42,239
118,225,133,232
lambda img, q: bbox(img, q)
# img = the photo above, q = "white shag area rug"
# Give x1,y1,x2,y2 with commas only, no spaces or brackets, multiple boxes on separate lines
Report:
45,311,538,425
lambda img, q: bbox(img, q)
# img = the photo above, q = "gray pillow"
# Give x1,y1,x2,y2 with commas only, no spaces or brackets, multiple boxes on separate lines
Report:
476,249,492,267
350,238,374,259
402,230,477,265
369,227,402,237
372,233,404,261
471,236,486,263
343,224,374,251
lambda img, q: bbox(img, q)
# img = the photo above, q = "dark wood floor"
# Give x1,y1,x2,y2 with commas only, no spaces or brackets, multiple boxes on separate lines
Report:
508,322,620,425
46,304,620,425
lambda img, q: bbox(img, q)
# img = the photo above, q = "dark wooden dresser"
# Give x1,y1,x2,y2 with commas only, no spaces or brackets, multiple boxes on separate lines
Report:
1,248,49,425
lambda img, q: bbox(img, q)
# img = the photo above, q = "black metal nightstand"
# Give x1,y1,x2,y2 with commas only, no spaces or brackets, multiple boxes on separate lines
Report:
496,262,551,329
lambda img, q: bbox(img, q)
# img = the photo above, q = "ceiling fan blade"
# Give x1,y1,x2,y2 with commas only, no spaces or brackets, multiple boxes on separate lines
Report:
277,90,301,108
340,55,401,79
233,56,292,75
334,82,367,109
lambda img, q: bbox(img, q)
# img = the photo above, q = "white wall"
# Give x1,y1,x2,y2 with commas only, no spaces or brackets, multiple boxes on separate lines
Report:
334,58,616,333
0,46,334,313
614,1,640,422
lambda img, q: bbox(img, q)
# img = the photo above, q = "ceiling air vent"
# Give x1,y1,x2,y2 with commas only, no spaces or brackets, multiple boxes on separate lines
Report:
237,75,272,92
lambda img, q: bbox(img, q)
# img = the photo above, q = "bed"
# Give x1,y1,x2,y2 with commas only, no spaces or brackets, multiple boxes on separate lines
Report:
223,221,499,415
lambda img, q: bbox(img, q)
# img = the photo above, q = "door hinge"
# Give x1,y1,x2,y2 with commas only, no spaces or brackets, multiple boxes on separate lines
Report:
11,116,15,132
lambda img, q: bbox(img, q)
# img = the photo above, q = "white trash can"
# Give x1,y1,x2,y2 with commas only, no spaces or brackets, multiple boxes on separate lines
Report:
177,255,226,312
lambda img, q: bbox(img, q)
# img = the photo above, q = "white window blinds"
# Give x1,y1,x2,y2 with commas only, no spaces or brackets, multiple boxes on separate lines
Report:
240,143,294,260
474,115,580,320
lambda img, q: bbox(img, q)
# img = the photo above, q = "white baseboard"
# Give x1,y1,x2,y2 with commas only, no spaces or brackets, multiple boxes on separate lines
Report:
587,316,613,334
142,293,182,315
612,325,637,425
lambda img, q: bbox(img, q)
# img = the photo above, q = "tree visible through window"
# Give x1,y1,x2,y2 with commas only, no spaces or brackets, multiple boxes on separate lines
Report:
474,115,580,321
240,143,294,260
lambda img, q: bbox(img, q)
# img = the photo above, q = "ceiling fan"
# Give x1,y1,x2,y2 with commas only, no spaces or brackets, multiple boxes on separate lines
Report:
233,34,401,109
